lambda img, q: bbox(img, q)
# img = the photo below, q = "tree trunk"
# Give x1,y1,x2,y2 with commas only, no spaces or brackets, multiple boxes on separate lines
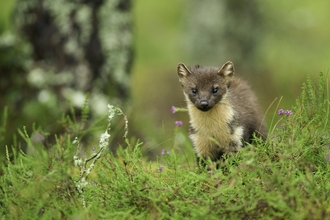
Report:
14,0,133,104
186,0,262,71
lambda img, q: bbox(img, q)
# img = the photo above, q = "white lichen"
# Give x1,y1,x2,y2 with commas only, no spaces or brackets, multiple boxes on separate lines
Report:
73,104,128,208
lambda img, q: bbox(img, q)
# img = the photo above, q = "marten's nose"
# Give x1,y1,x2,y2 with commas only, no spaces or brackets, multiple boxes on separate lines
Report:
200,101,209,109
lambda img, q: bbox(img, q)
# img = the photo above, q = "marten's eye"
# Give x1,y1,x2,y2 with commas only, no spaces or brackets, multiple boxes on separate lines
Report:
212,87,219,94
191,88,198,94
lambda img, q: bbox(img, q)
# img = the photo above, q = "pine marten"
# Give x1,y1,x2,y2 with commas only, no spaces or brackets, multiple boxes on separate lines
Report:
177,61,267,166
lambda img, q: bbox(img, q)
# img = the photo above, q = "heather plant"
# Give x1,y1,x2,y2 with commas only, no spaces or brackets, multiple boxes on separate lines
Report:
0,73,329,219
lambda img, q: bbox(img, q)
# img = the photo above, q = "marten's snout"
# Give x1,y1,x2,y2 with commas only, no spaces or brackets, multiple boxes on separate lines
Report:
199,101,210,111
200,101,208,108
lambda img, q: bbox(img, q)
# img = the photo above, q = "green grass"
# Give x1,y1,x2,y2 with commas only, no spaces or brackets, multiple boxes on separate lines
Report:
1,74,330,219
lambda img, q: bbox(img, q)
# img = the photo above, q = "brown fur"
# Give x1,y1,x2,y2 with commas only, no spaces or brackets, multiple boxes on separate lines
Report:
177,61,267,164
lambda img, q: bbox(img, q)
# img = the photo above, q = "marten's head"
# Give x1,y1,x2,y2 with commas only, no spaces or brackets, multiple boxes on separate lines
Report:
177,61,234,112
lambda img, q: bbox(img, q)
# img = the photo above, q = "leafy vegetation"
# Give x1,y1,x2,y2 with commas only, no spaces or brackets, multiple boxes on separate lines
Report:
1,74,329,219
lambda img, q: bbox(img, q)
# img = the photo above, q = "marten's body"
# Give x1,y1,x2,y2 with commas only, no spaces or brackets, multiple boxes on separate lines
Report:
177,61,267,164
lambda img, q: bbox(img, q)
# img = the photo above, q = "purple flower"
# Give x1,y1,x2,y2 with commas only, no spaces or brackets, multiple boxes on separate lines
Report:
171,106,176,114
161,149,170,155
92,147,95,151
285,110,292,115
159,166,164,172
175,121,183,126
278,109,284,115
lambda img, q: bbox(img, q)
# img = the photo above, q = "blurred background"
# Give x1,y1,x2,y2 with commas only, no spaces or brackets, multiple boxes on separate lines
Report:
1,0,330,159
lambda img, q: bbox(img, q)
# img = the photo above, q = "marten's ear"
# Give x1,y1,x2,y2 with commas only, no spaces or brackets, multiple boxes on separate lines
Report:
177,63,191,78
218,61,235,78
